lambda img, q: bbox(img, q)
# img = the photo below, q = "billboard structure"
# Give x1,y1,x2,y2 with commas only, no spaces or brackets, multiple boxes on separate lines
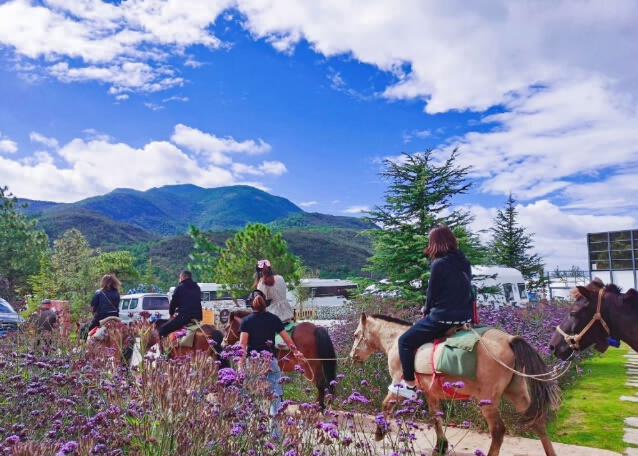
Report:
588,229,638,290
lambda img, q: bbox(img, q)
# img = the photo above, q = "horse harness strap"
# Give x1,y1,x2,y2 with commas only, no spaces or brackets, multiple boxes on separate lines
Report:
556,288,611,350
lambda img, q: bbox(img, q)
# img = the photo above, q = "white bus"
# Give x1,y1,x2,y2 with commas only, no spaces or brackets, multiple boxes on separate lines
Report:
287,278,358,308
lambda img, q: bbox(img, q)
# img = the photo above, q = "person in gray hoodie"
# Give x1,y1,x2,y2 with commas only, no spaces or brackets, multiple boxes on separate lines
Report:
389,225,474,399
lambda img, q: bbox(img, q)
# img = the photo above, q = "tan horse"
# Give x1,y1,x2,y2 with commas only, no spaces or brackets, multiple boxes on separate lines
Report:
350,313,560,456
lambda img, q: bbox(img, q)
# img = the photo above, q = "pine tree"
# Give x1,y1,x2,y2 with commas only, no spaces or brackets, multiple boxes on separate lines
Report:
488,193,544,280
364,148,477,298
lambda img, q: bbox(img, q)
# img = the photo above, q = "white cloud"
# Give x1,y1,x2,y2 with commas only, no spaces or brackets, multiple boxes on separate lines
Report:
115,94,129,101
342,205,369,214
466,200,637,270
298,201,317,207
0,132,18,154
231,161,287,176
144,102,164,111
163,96,189,102
82,129,112,142
30,132,59,149
0,124,286,202
0,0,232,94
171,124,271,166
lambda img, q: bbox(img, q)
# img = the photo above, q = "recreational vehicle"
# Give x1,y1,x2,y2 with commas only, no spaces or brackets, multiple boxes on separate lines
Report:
287,278,358,308
472,266,529,308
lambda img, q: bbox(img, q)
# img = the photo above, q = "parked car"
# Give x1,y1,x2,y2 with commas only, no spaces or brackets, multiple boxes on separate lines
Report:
118,293,170,325
0,297,24,336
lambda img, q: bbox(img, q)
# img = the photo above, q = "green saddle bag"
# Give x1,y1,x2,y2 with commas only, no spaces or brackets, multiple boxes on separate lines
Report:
274,321,297,351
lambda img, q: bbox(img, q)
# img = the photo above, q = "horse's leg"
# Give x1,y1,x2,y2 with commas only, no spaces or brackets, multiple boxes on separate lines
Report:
503,381,556,456
477,397,506,456
423,392,447,456
377,391,399,441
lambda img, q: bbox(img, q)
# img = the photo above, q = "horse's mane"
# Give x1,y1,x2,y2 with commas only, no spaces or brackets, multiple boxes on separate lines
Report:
570,278,623,299
370,314,411,326
230,309,251,319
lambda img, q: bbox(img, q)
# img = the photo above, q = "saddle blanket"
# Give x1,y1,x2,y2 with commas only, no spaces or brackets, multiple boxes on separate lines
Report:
170,322,200,348
274,321,297,351
414,326,492,380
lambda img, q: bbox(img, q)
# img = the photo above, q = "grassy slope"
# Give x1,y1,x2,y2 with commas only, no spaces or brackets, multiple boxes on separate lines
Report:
548,345,635,452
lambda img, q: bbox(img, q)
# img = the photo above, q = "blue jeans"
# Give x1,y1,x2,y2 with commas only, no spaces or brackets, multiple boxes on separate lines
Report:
398,316,455,381
266,357,283,417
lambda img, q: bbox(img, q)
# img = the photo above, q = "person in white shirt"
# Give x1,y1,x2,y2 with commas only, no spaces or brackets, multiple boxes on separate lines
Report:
254,259,295,324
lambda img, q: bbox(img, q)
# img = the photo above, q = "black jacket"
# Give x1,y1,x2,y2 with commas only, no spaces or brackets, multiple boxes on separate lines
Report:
169,278,202,318
425,250,473,323
90,289,120,316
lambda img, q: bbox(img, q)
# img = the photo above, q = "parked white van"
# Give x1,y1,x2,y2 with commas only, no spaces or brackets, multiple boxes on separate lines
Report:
472,265,529,308
118,293,170,325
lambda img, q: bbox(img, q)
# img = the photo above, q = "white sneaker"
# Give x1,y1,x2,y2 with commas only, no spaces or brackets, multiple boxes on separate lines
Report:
388,380,417,399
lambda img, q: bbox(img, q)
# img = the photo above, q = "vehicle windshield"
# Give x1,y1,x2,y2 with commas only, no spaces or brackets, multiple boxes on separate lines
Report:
0,299,16,313
143,296,169,310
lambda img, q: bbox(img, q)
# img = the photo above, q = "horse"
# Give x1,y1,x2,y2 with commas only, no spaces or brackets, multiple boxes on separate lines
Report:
549,278,638,360
350,313,560,456
83,317,136,366
222,309,337,409
146,318,227,364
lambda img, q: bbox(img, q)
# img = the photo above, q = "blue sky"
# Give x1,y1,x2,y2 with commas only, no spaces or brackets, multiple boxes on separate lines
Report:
1,0,638,270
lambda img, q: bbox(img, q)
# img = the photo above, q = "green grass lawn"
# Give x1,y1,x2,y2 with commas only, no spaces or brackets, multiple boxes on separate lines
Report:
548,345,636,453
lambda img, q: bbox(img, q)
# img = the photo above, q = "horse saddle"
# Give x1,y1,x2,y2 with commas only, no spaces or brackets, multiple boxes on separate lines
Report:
172,322,200,348
413,325,492,380
88,316,123,342
274,321,297,351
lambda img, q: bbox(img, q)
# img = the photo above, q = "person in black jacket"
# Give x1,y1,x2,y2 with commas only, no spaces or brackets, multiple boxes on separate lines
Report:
88,274,121,332
389,225,474,399
158,270,202,338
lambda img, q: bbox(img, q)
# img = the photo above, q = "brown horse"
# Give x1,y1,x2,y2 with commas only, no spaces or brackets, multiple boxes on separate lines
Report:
84,317,136,366
222,309,337,409
146,319,226,363
549,278,638,360
350,313,560,456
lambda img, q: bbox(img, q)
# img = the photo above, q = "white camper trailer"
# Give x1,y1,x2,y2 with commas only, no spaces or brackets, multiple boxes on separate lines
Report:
168,282,236,325
472,266,529,308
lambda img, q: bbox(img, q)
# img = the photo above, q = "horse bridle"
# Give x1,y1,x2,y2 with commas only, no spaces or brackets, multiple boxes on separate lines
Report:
222,319,239,347
351,331,369,360
556,288,610,350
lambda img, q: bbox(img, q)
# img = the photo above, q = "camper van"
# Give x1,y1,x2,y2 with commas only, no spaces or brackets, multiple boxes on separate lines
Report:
287,279,358,308
472,266,529,308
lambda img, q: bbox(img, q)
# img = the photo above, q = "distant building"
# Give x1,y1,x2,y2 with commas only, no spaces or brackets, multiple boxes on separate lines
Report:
588,229,638,290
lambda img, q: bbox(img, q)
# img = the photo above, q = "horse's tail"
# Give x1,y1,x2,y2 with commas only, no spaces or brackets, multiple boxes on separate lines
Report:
509,336,561,425
314,326,337,396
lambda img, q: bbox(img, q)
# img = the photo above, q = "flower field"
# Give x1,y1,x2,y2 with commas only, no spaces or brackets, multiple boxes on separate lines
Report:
0,297,590,456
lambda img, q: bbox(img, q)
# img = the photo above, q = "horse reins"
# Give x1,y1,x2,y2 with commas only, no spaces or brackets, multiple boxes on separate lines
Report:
556,287,610,350
466,324,573,382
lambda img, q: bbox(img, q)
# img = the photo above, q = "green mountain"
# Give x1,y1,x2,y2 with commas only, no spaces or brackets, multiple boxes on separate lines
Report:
23,184,305,236
20,184,377,284
34,208,158,247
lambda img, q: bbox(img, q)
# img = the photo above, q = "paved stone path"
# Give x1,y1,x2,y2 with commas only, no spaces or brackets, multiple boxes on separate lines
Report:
623,350,638,455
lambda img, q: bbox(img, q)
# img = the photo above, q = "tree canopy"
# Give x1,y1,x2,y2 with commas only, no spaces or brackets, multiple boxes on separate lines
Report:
0,186,48,303
488,193,544,281
211,223,301,298
363,149,477,299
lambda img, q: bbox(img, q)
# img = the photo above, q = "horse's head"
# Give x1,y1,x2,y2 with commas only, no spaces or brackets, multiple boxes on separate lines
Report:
222,310,249,347
549,278,614,360
350,313,374,363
